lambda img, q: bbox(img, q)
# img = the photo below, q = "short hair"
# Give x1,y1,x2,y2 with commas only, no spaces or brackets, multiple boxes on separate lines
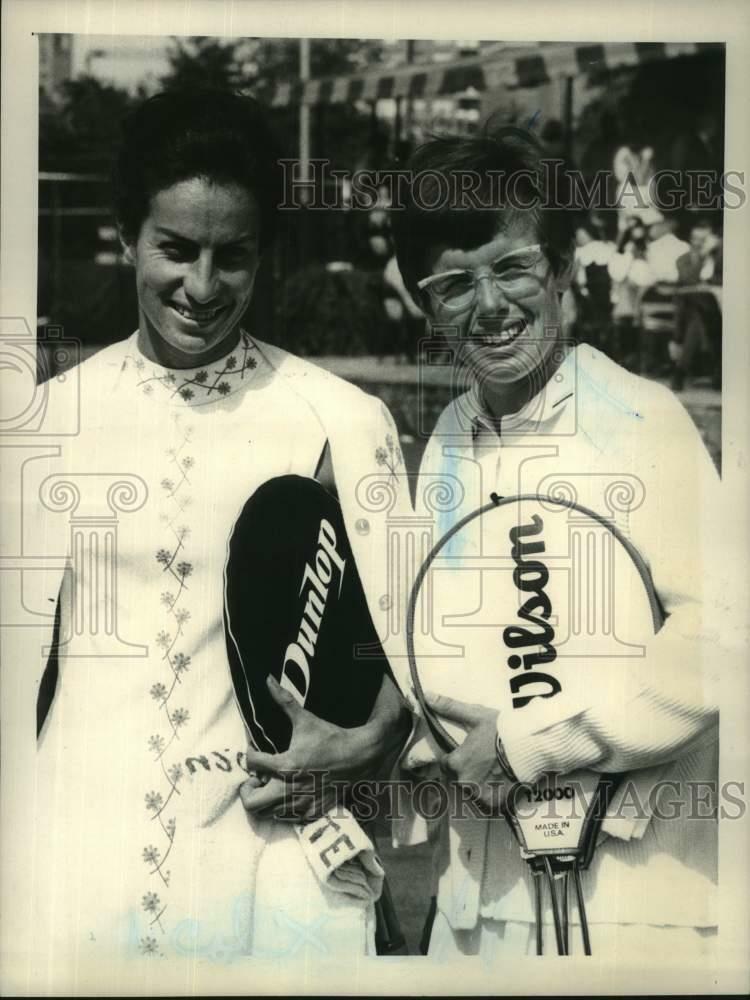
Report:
391,121,576,306
113,90,283,248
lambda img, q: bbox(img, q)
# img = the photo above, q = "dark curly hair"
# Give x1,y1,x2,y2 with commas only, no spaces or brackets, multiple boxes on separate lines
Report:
391,119,576,308
113,89,283,248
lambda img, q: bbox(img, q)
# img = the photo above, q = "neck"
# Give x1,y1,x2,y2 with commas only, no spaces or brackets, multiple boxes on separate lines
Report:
482,380,534,420
137,320,242,370
480,342,573,420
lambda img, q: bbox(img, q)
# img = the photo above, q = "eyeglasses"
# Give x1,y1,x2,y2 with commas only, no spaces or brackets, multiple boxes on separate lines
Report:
417,244,549,313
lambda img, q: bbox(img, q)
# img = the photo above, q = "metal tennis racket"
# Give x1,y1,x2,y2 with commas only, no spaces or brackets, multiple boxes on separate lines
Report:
406,491,664,955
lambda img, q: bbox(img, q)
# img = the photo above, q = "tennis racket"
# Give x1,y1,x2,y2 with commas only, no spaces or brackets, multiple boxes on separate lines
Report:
223,472,405,954
406,491,664,955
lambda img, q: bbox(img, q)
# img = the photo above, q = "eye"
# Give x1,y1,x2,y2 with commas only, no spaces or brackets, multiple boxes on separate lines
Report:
160,242,194,262
492,251,545,288
218,245,255,267
493,265,531,284
431,273,473,300
493,255,536,276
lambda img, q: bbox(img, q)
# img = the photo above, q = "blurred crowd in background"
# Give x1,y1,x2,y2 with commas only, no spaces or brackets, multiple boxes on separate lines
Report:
572,207,722,391
37,36,726,400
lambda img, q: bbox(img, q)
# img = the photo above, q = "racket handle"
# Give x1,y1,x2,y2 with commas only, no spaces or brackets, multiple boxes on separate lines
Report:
375,876,407,955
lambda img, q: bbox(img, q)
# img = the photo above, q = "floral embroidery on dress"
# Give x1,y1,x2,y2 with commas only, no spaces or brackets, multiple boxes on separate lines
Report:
375,433,403,483
121,331,259,406
139,412,199,941
139,935,161,956
142,892,167,934
145,791,163,812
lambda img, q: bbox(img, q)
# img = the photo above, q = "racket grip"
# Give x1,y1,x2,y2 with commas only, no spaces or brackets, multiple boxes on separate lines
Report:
374,876,407,955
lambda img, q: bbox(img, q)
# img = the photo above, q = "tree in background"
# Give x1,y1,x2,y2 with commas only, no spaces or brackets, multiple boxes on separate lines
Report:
160,35,388,171
40,35,388,174
575,50,724,180
158,35,394,354
238,38,395,355
39,74,136,173
160,36,249,92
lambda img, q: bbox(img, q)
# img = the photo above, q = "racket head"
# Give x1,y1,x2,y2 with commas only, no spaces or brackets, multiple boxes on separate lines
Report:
224,474,387,753
407,492,661,754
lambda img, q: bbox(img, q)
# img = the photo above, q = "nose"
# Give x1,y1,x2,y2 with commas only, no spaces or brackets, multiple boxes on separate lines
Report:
474,273,509,317
184,251,220,304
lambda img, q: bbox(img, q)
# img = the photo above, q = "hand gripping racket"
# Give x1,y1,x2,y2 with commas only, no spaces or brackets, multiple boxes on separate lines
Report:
223,473,405,954
406,491,664,956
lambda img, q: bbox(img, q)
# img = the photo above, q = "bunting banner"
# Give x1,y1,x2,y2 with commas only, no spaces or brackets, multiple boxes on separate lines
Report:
269,40,722,107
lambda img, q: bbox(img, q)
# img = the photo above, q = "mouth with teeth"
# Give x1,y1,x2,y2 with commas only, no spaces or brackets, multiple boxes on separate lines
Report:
170,302,228,325
469,318,528,347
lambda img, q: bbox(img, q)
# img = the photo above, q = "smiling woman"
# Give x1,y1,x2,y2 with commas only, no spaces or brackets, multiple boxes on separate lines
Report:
392,125,577,419
28,90,412,981
113,91,278,369
125,178,261,366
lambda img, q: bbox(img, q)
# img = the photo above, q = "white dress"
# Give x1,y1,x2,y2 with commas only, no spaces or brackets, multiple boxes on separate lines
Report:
27,331,405,989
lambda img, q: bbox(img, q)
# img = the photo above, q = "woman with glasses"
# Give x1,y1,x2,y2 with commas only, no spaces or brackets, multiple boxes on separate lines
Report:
27,90,410,982
389,123,724,962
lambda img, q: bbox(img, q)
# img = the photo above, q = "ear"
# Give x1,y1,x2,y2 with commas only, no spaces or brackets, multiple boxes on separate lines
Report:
118,225,136,266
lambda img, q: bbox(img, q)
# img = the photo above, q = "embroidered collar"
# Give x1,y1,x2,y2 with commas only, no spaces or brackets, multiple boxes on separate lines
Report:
120,330,260,406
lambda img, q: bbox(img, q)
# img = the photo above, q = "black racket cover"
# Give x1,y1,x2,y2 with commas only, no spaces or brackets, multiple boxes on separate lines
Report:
224,475,388,753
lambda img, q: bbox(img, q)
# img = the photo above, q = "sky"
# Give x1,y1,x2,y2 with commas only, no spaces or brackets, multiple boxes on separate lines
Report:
71,35,172,92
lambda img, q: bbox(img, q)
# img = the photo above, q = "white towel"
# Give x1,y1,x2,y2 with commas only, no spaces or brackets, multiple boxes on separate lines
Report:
295,808,385,902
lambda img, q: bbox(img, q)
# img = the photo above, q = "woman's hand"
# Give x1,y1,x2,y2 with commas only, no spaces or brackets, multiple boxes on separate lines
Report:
424,692,509,815
239,673,412,822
